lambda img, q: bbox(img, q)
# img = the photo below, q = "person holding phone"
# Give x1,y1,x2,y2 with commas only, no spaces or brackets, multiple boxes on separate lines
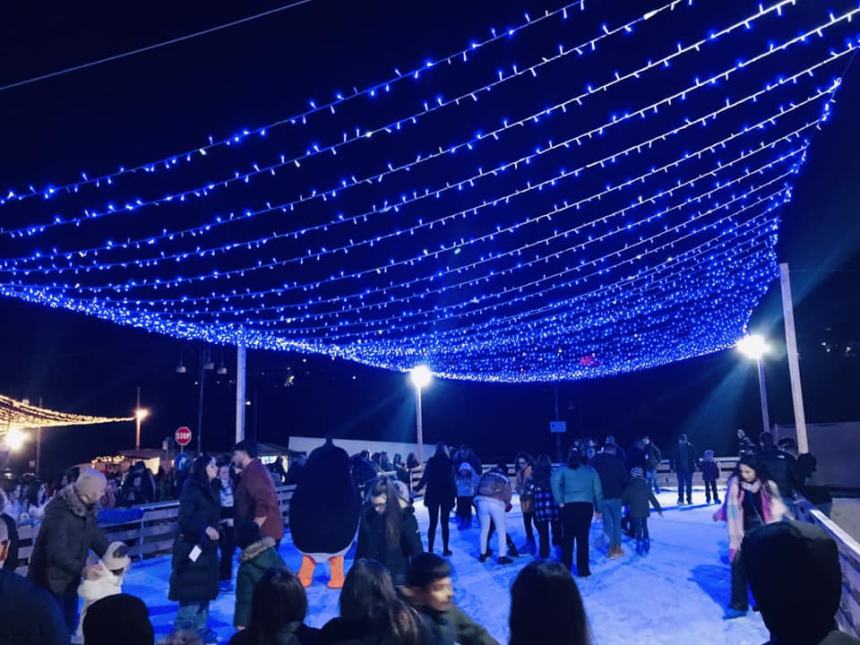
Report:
169,455,221,644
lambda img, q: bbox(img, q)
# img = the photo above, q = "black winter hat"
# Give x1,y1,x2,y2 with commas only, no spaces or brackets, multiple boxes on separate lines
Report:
743,520,842,644
83,593,154,645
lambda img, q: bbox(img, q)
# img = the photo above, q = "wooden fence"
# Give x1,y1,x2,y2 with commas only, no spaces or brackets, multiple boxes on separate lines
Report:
13,485,297,576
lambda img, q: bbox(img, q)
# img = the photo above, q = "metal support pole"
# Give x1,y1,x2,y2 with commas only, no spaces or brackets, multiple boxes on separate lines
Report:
236,340,247,444
756,358,771,434
197,357,206,455
135,386,142,451
36,396,43,477
416,387,424,464
779,263,810,453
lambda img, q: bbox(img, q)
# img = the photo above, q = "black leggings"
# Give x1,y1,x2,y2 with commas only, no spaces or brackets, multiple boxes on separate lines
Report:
427,502,453,552
560,503,594,576
523,511,535,541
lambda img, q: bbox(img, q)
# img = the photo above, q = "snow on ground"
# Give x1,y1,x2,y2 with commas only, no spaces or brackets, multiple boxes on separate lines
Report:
124,486,769,644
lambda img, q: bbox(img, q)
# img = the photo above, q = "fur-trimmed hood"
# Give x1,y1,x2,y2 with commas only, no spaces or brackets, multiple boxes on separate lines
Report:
60,483,96,518
240,536,276,562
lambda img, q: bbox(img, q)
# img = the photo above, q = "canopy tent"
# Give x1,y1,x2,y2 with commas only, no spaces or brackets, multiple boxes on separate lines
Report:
0,393,132,431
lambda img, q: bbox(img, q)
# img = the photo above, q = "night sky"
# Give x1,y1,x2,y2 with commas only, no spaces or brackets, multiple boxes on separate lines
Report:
1,0,859,478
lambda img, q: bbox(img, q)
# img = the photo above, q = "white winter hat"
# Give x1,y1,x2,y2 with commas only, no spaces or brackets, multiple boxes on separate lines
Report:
102,541,131,571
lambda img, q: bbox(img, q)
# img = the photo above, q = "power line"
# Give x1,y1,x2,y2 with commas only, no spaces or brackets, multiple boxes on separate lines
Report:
0,0,313,93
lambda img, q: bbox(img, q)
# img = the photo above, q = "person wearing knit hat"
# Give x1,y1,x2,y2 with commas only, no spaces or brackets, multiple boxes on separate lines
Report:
744,521,860,645
83,593,154,645
74,542,132,642
621,467,663,555
28,467,109,634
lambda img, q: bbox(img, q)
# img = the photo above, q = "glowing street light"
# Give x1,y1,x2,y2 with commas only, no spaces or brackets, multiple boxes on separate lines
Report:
408,365,433,463
134,407,150,451
3,427,27,452
736,334,771,433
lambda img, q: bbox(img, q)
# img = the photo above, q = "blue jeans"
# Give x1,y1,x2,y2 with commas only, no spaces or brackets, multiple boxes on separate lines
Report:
677,471,693,503
646,469,660,494
176,601,210,635
602,498,623,548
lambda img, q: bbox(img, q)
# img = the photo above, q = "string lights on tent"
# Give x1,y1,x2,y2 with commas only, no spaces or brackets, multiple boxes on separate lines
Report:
0,0,857,382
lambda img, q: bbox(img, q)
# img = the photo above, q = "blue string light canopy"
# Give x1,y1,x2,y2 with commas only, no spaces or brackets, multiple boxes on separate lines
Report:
1,0,857,382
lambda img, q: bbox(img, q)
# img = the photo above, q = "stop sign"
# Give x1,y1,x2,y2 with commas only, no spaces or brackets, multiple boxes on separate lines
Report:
175,426,192,447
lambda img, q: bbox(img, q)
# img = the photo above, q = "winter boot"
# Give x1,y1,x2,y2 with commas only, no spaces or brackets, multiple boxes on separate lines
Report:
644,538,651,553
635,539,645,555
327,556,346,589
298,555,316,588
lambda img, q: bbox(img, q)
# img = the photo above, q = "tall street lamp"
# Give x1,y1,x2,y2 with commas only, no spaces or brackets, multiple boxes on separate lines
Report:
134,407,150,451
736,334,771,434
409,365,433,464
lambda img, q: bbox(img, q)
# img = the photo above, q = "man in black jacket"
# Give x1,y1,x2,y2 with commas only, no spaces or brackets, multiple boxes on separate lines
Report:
671,435,698,505
28,467,109,633
0,518,68,644
591,445,628,557
756,432,798,499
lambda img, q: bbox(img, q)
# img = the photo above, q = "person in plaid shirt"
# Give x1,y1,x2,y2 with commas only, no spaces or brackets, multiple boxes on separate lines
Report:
527,455,561,559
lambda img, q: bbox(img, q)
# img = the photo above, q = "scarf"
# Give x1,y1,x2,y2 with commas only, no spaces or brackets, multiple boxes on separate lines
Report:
714,476,787,560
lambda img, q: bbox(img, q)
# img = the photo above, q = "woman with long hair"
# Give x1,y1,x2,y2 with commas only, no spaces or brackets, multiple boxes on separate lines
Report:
414,443,456,556
169,454,221,641
551,448,603,577
713,454,787,617
528,455,560,559
510,560,591,645
229,567,319,644
320,559,425,644
355,478,423,585
513,453,535,553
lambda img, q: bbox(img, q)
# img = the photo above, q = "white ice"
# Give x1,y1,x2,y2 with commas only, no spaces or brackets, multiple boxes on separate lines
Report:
124,488,770,644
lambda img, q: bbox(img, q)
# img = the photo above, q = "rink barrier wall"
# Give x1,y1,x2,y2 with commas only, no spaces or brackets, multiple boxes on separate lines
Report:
13,484,298,576
796,495,860,637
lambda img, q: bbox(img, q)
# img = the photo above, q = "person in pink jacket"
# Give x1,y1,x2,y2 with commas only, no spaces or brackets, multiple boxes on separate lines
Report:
713,454,787,618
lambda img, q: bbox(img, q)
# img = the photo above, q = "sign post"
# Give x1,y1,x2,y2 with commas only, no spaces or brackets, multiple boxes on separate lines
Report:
175,426,192,452
550,420,567,463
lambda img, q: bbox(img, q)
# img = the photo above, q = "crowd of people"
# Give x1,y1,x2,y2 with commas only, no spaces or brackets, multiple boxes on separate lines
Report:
0,430,854,645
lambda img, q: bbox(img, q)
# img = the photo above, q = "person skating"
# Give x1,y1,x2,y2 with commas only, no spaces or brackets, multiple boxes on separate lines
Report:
455,461,478,529
551,447,603,577
168,455,221,643
233,521,286,630
527,454,561,559
475,466,514,564
591,444,628,558
513,453,536,554
712,454,788,618
756,432,799,500
671,434,697,505
232,440,284,546
74,541,131,643
642,435,663,494
216,456,236,591
289,438,361,589
355,478,423,585
701,450,721,505
28,467,109,633
622,468,663,554
414,443,456,556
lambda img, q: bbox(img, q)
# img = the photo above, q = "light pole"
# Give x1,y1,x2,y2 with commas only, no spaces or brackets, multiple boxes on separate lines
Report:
134,385,150,451
409,365,433,463
736,334,771,434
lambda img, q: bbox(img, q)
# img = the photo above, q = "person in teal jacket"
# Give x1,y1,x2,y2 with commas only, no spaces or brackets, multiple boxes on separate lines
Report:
551,448,603,577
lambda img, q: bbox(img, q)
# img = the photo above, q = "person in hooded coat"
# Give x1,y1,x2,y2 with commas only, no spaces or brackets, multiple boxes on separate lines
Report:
169,455,221,640
234,521,287,629
290,438,361,590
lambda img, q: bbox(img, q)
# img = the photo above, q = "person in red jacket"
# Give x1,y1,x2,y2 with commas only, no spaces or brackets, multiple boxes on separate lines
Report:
232,441,284,545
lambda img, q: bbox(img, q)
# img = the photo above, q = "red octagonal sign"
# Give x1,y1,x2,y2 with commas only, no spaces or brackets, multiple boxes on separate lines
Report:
175,426,192,447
